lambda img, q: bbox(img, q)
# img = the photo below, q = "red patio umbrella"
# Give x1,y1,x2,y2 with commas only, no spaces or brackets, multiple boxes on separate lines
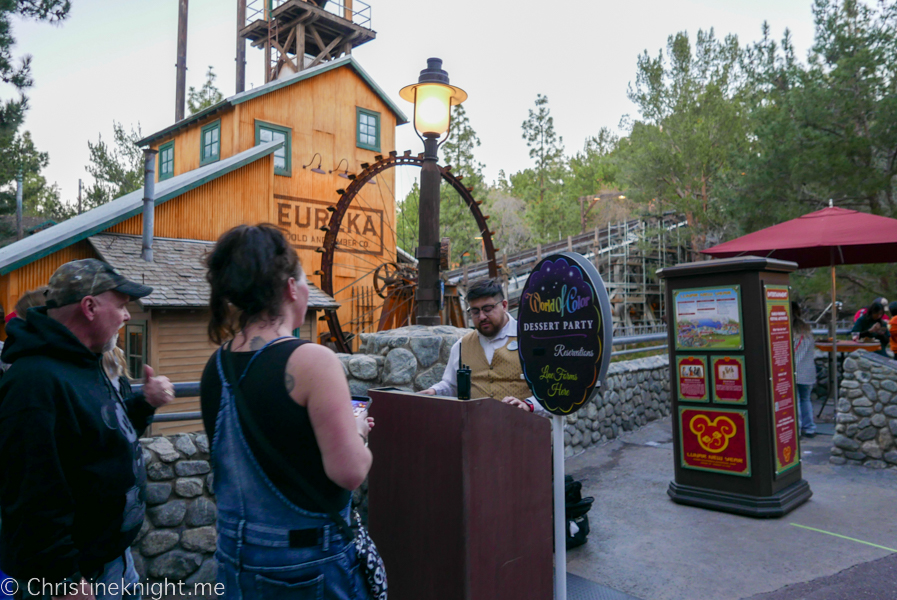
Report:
701,206,897,268
703,205,897,411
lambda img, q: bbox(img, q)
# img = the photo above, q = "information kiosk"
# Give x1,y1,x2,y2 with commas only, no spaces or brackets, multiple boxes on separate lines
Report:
658,256,813,517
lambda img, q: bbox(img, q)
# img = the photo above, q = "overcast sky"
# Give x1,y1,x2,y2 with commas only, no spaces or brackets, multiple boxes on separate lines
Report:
11,0,818,206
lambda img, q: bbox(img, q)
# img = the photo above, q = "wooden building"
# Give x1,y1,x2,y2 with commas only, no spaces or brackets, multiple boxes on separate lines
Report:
138,55,407,349
0,55,406,433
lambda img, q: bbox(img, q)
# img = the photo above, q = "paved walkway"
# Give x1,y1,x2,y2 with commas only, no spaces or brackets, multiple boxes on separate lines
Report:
564,415,897,600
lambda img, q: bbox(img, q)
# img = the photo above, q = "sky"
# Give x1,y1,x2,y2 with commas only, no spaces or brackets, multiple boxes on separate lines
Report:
10,0,818,206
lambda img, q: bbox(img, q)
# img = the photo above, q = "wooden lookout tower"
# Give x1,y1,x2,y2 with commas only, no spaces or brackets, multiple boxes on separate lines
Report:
238,0,376,85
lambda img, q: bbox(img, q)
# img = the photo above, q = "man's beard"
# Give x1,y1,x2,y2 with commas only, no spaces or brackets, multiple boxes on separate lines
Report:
102,332,119,354
476,317,502,338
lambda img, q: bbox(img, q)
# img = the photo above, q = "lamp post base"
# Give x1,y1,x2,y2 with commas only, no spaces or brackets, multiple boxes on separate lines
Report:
416,316,441,326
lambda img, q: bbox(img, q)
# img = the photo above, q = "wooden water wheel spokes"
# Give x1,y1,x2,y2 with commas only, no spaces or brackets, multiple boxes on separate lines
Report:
318,150,498,353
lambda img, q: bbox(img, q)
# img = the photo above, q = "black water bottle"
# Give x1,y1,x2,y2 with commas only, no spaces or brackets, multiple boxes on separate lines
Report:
457,363,472,400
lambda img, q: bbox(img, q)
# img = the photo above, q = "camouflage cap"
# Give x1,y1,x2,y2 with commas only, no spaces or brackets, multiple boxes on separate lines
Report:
45,259,153,308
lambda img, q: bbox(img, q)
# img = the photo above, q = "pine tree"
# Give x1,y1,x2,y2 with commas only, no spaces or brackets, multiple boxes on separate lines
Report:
439,105,488,265
187,66,225,115
83,122,144,210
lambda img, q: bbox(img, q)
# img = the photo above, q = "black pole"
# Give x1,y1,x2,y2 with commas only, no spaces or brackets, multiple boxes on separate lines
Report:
416,134,441,325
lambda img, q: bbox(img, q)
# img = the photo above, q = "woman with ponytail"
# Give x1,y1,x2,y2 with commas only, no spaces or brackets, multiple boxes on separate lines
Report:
200,224,374,599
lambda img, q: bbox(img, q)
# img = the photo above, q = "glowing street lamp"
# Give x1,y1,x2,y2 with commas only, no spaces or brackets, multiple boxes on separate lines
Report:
399,58,467,324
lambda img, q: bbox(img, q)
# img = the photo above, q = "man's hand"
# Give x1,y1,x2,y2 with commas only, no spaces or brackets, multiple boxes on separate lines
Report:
142,365,175,408
419,388,436,396
501,396,531,411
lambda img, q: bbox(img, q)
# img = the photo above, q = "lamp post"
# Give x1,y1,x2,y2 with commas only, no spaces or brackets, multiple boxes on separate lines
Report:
400,58,467,325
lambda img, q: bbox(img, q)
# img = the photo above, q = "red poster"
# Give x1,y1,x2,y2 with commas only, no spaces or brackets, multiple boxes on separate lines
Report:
679,407,750,476
765,286,799,474
712,356,746,404
677,356,708,402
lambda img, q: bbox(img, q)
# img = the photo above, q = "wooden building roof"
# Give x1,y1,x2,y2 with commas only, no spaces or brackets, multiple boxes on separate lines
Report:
0,141,283,276
136,55,408,148
89,233,339,309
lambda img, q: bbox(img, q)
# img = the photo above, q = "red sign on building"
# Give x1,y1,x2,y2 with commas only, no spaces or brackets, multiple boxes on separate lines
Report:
679,407,751,476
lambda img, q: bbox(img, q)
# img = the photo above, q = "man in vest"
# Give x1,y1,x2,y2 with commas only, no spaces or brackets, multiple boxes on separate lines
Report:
421,278,538,412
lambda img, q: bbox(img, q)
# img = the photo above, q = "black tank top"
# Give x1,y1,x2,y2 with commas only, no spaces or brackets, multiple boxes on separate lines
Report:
200,339,351,512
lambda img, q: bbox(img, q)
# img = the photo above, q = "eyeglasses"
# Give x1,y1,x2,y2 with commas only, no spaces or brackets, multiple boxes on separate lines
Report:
467,303,498,318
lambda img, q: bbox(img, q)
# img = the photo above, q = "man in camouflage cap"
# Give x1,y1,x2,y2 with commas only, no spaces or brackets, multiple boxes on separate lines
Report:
0,259,174,598
45,258,153,310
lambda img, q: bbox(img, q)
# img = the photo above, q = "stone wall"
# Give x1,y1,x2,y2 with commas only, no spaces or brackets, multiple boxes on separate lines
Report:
830,351,897,469
561,354,671,456
339,326,672,456
133,433,217,584
130,327,672,581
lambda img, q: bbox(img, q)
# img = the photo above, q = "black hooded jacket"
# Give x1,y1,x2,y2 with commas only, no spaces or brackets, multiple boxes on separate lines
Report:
0,307,155,582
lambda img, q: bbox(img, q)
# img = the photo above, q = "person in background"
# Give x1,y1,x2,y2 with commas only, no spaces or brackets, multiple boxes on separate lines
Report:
102,341,130,393
200,224,374,599
851,301,890,356
853,296,889,322
0,260,174,599
792,301,817,438
888,301,897,358
420,277,539,413
14,287,50,320
0,287,51,377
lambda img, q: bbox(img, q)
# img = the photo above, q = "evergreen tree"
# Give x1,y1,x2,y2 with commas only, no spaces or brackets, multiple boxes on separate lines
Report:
731,0,897,229
0,0,71,153
188,66,224,115
0,132,73,241
439,104,488,265
83,122,144,210
0,0,71,221
519,94,572,243
395,181,420,255
618,29,748,250
567,128,629,232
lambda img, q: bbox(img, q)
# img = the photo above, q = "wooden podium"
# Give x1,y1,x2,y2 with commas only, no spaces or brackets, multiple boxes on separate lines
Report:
367,389,553,600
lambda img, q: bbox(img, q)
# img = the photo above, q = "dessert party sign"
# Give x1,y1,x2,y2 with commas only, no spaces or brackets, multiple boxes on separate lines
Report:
517,253,613,414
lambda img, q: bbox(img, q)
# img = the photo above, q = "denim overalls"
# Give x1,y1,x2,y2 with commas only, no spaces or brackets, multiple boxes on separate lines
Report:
212,341,369,600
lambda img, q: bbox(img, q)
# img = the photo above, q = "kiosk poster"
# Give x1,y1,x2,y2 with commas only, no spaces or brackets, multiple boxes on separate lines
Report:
765,286,799,475
517,253,613,415
674,286,743,351
679,407,751,476
711,356,747,404
676,356,709,402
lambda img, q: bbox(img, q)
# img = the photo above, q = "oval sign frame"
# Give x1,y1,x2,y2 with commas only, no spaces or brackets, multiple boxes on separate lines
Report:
517,252,613,414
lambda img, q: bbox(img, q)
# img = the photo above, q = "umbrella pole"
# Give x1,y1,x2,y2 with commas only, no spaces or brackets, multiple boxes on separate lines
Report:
823,263,838,419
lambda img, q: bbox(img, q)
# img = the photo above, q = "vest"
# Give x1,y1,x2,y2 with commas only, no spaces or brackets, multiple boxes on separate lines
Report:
460,329,531,401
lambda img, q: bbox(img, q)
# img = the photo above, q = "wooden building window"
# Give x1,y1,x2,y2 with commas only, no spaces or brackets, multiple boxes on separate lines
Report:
356,108,380,152
200,120,221,166
125,323,147,379
158,141,174,181
254,121,292,176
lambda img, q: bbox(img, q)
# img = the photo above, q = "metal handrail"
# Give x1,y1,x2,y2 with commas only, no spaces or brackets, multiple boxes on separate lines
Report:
140,327,853,422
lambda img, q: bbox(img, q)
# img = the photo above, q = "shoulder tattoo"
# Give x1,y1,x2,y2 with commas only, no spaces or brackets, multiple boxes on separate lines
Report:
284,372,296,393
249,336,266,350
